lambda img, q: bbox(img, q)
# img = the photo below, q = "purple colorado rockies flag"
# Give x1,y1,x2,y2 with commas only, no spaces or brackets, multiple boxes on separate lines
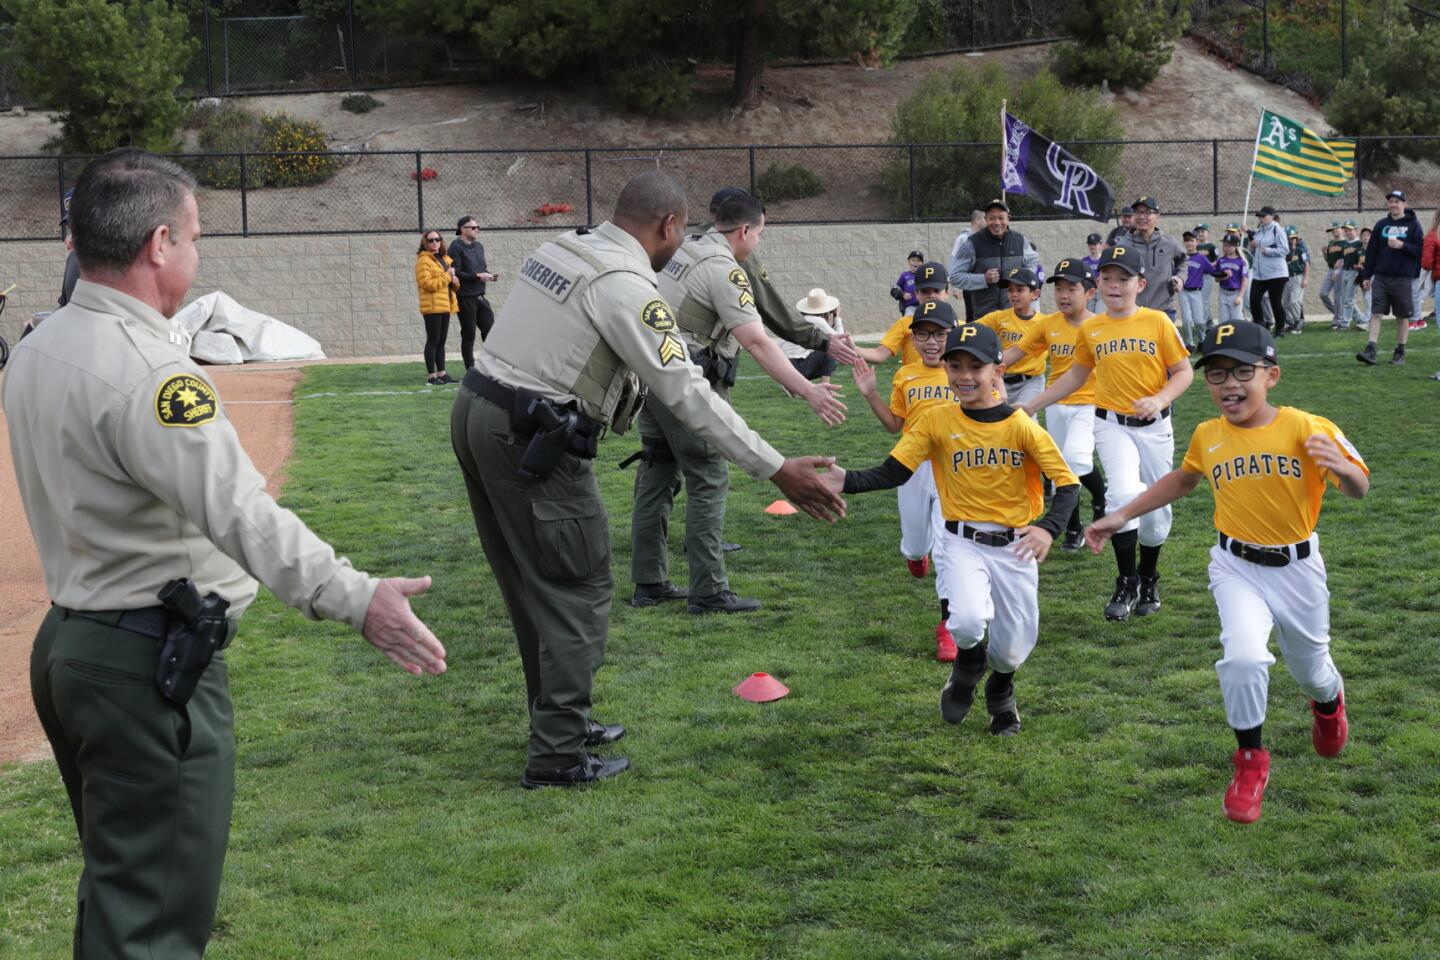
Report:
1000,112,1115,223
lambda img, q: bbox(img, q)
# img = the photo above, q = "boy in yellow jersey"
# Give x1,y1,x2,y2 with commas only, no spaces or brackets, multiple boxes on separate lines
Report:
1001,258,1108,551
826,323,1079,735
1085,322,1368,823
856,261,948,366
852,300,961,661
978,266,1047,406
1020,245,1194,621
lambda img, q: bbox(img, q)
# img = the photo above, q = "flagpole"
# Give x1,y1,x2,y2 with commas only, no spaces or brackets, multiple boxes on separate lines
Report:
1240,108,1265,229
999,98,1007,207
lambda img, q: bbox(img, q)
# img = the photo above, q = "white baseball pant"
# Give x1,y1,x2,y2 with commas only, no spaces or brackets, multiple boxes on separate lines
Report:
1094,409,1173,547
1178,289,1206,346
937,521,1038,672
1209,534,1342,731
1006,374,1047,408
1218,293,1246,324
898,461,948,602
1044,402,1095,476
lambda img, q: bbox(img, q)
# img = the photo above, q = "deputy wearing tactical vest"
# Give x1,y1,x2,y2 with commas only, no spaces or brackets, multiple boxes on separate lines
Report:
948,198,1042,317
453,172,845,788
629,192,847,614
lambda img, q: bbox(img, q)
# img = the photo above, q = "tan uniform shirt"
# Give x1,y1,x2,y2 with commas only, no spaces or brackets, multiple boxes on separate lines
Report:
657,228,763,361
2,280,377,629
474,222,783,480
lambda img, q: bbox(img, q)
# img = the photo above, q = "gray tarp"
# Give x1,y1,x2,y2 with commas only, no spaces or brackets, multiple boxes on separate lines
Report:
172,292,326,364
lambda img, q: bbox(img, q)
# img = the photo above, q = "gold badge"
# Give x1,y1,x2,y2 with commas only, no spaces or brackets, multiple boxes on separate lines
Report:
727,268,751,290
738,290,755,309
657,332,686,366
640,299,676,333
154,374,218,428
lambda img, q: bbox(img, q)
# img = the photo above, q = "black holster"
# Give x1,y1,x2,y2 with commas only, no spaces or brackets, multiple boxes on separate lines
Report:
156,578,232,706
691,346,739,388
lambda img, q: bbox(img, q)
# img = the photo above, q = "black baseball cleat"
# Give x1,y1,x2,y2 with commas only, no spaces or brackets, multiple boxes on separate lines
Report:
1135,575,1162,616
1356,344,1378,365
1104,576,1141,621
989,709,1022,737
985,672,1020,736
688,590,762,614
584,719,626,746
940,659,986,725
1390,349,1406,366
631,581,689,608
1061,528,1084,552
521,753,631,789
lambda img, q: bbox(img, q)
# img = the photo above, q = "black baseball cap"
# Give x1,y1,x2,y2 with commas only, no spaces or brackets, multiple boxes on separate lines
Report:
942,323,1002,364
913,261,948,290
984,198,1009,213
710,186,749,213
1048,258,1094,285
1085,232,1102,244
908,249,925,260
1196,321,1277,368
1257,205,1278,217
1001,266,1042,289
61,188,73,227
455,215,477,235
1222,233,1242,245
1120,205,1134,215
1386,188,1406,201
1095,245,1145,277
1131,196,1159,212
911,299,958,330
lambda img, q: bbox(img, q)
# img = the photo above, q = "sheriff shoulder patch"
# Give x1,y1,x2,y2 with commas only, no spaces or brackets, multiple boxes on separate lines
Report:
154,374,219,428
727,267,750,290
640,299,676,333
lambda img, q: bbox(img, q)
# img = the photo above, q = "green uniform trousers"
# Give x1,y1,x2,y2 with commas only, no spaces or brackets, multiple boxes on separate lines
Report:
30,606,235,960
451,387,613,770
630,395,731,598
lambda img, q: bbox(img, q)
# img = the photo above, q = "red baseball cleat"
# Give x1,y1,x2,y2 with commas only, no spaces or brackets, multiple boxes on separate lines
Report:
935,620,957,662
1311,691,1348,757
1223,748,1271,824
906,556,930,578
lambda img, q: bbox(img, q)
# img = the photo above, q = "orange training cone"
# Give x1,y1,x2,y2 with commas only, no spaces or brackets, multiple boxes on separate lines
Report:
733,672,790,702
764,500,799,516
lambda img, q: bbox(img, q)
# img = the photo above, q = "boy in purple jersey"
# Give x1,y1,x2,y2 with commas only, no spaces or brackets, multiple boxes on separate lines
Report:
1215,234,1249,324
1083,233,1104,312
1179,232,1219,351
892,250,925,315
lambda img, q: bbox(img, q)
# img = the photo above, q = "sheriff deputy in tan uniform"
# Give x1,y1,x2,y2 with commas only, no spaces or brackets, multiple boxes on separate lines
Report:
453,170,845,788
2,150,447,960
630,191,847,614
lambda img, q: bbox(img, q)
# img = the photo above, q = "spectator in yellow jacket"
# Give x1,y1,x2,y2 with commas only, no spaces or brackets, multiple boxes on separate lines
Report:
416,229,460,385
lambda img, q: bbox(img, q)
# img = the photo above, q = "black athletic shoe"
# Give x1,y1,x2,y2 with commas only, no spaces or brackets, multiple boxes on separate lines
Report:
940,658,986,725
1104,576,1141,621
688,590,762,614
720,542,743,553
989,710,1022,737
1356,344,1378,365
1061,528,1083,552
1390,349,1406,366
521,753,631,789
631,581,689,608
985,675,1020,736
1136,574,1162,616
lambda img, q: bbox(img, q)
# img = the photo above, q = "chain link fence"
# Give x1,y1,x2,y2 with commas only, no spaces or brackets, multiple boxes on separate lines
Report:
4,136,1438,241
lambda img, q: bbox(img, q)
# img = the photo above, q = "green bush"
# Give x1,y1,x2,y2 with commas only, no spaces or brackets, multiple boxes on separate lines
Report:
882,65,1125,221
191,106,340,189
605,59,695,116
340,93,383,114
5,0,195,153
1051,0,1187,91
755,163,824,204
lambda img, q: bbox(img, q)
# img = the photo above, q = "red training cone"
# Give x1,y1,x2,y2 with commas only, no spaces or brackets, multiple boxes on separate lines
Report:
764,500,799,516
733,672,790,702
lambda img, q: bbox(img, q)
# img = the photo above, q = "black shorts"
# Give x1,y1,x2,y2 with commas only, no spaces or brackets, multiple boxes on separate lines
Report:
1370,274,1414,320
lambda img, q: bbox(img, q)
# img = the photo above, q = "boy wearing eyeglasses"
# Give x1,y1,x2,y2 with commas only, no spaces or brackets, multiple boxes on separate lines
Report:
1084,322,1368,823
852,299,962,661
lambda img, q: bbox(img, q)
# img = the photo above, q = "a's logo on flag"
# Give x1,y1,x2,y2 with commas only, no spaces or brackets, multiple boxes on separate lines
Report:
1000,112,1115,223
1252,109,1354,197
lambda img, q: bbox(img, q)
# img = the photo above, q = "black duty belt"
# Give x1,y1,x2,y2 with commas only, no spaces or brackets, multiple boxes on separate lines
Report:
943,521,1016,547
61,605,170,641
1184,286,1204,291
1003,373,1036,386
1219,534,1311,568
465,369,601,453
1096,405,1172,428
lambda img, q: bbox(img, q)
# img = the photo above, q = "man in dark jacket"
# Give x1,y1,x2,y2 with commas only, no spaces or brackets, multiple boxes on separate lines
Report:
948,199,1041,317
449,216,497,370
1357,189,1424,366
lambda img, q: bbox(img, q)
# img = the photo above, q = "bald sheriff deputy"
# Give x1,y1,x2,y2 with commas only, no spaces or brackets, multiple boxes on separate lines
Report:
453,171,845,788
3,149,447,959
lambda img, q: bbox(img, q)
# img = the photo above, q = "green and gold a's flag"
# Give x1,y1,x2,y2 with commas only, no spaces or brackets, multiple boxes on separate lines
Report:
1250,109,1355,196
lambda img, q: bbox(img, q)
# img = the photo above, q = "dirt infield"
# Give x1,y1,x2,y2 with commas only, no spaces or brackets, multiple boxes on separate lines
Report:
0,365,301,764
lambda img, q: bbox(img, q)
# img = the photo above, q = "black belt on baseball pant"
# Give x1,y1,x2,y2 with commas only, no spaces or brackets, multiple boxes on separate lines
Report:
465,369,601,459
1184,286,1203,291
1003,373,1036,386
59,605,170,641
943,521,1016,547
1095,405,1172,428
1218,533,1312,567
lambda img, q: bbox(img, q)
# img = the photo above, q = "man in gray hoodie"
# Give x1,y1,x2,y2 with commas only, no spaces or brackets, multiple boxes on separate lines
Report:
1121,196,1185,319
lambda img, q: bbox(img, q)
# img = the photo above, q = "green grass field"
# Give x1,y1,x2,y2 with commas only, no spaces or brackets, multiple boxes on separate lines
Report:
3,332,1439,958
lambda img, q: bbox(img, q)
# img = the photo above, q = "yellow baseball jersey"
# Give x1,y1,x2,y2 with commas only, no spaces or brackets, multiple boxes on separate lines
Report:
889,361,959,432
1013,311,1096,406
977,307,1046,376
1072,307,1188,413
891,405,1079,527
879,314,923,367
1181,406,1368,546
